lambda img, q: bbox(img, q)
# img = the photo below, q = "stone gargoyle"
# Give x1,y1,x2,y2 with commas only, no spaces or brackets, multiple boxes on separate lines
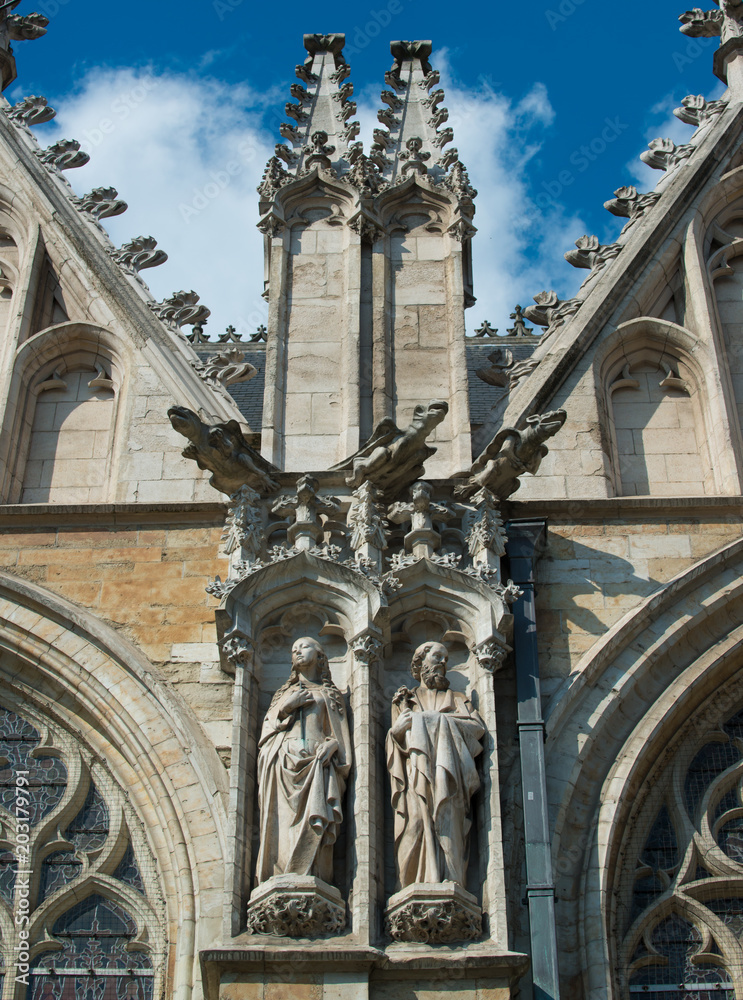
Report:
456,409,567,500
168,406,279,496
332,400,448,498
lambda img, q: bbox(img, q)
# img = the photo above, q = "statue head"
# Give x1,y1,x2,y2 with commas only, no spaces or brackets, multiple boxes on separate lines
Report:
291,636,328,678
411,641,450,691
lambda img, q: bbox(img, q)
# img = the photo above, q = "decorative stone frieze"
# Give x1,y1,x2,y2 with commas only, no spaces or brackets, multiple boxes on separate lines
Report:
7,94,55,125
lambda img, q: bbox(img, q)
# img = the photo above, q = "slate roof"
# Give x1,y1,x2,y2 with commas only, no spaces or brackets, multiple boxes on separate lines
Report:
465,335,542,428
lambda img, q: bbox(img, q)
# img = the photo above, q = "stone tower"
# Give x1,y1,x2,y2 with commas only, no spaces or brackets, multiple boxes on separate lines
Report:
258,35,475,475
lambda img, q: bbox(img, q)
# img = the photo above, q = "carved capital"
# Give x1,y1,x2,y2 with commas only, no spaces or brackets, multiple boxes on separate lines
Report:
221,635,254,675
350,632,383,665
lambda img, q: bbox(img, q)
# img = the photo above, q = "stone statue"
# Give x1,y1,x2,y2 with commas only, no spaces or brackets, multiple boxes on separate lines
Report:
332,400,448,498
168,405,278,496
386,641,485,889
457,408,567,500
255,637,352,885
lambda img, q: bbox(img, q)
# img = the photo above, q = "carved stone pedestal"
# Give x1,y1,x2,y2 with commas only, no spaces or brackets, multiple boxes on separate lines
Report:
246,875,346,938
385,882,482,943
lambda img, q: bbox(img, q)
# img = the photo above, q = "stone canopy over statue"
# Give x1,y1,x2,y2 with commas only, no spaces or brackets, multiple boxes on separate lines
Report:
385,641,486,943
247,637,352,937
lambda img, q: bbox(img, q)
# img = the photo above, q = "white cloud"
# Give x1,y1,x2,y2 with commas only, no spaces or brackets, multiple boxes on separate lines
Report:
21,66,279,338
17,58,589,339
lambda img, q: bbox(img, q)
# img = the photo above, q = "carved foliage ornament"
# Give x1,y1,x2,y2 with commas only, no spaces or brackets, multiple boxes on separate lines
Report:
37,139,90,171
8,94,55,126
190,348,257,390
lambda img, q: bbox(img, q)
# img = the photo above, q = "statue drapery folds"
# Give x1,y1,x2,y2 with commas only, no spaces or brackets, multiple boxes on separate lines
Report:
255,636,352,885
386,641,485,890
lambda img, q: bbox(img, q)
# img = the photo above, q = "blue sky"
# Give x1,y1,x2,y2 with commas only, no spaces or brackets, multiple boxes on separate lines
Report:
5,0,722,336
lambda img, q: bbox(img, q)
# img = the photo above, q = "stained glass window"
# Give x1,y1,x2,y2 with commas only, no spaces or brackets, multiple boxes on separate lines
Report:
0,708,67,824
629,915,733,997
30,895,154,1000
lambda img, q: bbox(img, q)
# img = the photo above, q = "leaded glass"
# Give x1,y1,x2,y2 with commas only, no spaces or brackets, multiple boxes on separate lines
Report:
706,897,743,938
632,807,679,920
685,743,741,819
31,895,154,1000
0,848,17,904
629,915,733,997
113,846,145,895
718,815,743,866
0,707,67,824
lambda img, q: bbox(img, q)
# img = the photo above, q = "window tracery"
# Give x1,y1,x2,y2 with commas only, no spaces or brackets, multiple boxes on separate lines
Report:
0,704,162,1000
621,707,743,998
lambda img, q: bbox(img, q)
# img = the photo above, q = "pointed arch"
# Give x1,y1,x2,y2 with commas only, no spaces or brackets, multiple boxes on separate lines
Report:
542,536,743,999
0,569,228,1000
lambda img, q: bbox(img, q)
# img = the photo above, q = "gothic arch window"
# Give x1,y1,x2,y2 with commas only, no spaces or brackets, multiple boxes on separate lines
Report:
617,704,743,998
604,342,714,497
0,703,163,1000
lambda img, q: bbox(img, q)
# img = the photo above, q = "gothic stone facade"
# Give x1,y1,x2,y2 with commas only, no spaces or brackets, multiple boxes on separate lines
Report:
0,8,743,1000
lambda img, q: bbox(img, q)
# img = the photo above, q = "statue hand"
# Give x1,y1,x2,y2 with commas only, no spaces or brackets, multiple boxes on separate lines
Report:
278,687,314,719
316,737,339,766
391,709,413,739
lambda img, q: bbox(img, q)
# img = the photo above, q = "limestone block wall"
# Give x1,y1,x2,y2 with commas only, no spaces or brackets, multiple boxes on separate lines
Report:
0,504,234,754
507,498,743,702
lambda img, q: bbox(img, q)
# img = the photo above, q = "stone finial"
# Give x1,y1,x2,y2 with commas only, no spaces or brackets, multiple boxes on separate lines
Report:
7,94,54,126
259,31,360,204
271,474,340,550
474,321,498,338
37,139,89,171
222,485,263,562
387,481,454,560
507,305,534,337
167,406,279,496
347,480,388,572
112,236,168,272
462,487,508,576
76,187,128,220
152,290,211,330
371,41,467,192
249,325,267,343
458,409,567,500
332,400,449,499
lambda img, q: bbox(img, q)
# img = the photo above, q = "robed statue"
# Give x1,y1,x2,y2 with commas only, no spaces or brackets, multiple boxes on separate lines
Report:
255,637,352,885
386,641,485,889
